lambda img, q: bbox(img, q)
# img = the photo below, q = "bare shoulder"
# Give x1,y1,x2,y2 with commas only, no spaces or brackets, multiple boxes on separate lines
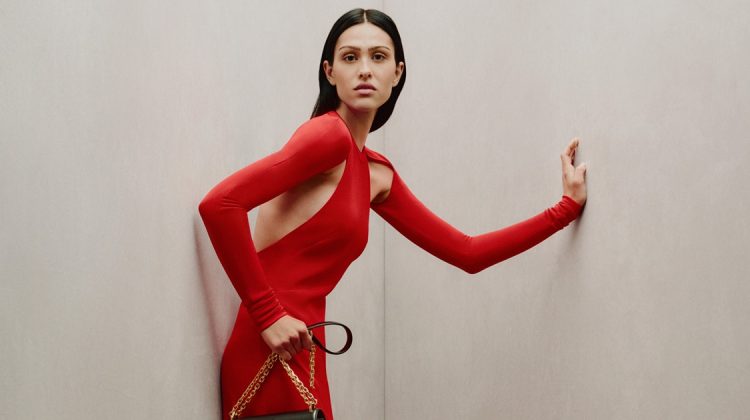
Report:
368,159,394,204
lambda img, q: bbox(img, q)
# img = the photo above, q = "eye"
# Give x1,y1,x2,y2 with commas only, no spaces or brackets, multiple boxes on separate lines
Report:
343,54,357,62
373,53,387,61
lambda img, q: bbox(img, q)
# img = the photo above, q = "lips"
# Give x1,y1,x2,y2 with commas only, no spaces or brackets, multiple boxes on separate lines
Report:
355,83,375,90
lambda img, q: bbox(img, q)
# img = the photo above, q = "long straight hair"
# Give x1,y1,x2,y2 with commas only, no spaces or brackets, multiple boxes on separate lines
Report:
310,8,407,133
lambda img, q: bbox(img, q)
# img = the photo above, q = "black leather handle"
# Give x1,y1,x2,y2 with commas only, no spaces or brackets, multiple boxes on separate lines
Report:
306,321,352,355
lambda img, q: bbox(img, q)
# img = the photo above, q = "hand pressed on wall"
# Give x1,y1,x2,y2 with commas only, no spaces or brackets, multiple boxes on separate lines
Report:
561,137,587,206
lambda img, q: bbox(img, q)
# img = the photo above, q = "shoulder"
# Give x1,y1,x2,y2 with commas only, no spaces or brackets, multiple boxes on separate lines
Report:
271,111,352,175
365,147,397,204
285,111,351,155
364,147,395,170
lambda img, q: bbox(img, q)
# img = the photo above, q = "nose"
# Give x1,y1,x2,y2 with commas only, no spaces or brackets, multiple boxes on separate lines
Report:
359,58,372,79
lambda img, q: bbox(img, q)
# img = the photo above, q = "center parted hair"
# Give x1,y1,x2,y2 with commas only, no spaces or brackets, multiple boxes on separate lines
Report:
311,8,407,133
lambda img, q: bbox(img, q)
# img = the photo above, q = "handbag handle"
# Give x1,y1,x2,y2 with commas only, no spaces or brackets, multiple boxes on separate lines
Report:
306,321,353,355
229,321,352,420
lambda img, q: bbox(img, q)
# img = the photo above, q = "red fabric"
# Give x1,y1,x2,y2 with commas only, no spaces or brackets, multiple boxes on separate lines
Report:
198,110,582,419
367,147,582,274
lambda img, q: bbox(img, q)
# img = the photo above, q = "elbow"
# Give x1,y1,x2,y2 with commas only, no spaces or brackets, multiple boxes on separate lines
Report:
459,262,484,275
198,194,220,221
198,188,252,222
454,238,484,274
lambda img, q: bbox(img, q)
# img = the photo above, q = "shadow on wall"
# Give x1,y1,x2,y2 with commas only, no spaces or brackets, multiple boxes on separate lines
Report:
192,213,238,358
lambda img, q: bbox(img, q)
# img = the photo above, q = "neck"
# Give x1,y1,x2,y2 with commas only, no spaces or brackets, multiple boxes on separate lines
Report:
335,105,375,151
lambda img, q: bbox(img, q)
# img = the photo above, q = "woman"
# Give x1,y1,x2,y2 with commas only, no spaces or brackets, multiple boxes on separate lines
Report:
199,7,587,420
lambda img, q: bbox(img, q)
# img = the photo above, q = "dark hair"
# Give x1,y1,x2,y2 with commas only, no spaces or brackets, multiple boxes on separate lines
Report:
310,8,406,133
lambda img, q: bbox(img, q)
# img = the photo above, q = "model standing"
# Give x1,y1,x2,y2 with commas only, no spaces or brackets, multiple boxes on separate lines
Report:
198,8,587,420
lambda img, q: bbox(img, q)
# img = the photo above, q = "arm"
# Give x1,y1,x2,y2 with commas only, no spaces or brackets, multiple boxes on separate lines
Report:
198,115,350,331
368,150,583,274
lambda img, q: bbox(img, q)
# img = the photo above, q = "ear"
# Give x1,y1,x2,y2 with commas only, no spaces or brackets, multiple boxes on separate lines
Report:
323,60,335,86
393,61,404,86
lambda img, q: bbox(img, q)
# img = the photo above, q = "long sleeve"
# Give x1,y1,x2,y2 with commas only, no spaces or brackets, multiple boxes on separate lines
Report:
367,149,583,274
198,116,351,331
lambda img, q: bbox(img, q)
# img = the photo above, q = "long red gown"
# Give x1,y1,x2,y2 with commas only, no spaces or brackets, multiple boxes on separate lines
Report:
198,110,583,419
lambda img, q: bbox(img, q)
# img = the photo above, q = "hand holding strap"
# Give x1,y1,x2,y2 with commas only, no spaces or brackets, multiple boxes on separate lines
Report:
229,321,353,420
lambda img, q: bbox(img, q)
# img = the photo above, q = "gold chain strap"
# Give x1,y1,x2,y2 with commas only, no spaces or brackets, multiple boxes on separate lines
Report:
229,344,317,420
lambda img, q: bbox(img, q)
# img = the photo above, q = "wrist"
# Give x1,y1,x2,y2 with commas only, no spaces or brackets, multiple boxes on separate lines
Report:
559,195,584,220
562,194,583,208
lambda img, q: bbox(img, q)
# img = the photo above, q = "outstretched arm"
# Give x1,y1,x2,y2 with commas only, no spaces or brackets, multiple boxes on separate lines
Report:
198,115,350,331
368,149,583,274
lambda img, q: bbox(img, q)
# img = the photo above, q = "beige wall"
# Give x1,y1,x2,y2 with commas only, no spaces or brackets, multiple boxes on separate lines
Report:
383,1,750,418
0,1,385,419
2,1,748,419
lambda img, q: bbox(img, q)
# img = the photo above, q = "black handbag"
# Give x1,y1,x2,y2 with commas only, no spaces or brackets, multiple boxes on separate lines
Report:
239,411,325,420
230,321,353,420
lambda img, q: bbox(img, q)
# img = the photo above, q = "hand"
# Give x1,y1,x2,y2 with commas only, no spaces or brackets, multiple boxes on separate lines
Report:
260,315,314,361
561,137,587,206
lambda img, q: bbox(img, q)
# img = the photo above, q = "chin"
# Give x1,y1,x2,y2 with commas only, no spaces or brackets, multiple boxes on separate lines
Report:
346,98,386,113
344,102,379,114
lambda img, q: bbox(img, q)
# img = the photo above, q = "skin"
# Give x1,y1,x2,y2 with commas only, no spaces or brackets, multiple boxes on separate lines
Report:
259,22,587,362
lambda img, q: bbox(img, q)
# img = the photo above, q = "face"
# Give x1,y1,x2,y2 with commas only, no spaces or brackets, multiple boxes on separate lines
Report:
323,22,404,114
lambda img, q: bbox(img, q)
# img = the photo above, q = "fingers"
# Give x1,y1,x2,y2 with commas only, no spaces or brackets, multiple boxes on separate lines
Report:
561,137,579,178
576,162,587,178
290,333,302,354
566,137,579,156
560,138,575,165
560,139,575,178
281,341,296,361
261,317,317,362
278,349,292,361
567,138,578,161
303,330,314,351
279,327,313,361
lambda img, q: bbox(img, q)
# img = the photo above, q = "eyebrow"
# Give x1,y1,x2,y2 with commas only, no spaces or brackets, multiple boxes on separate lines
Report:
338,45,391,51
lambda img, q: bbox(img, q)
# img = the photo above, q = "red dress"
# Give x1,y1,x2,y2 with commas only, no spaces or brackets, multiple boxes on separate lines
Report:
198,110,582,419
